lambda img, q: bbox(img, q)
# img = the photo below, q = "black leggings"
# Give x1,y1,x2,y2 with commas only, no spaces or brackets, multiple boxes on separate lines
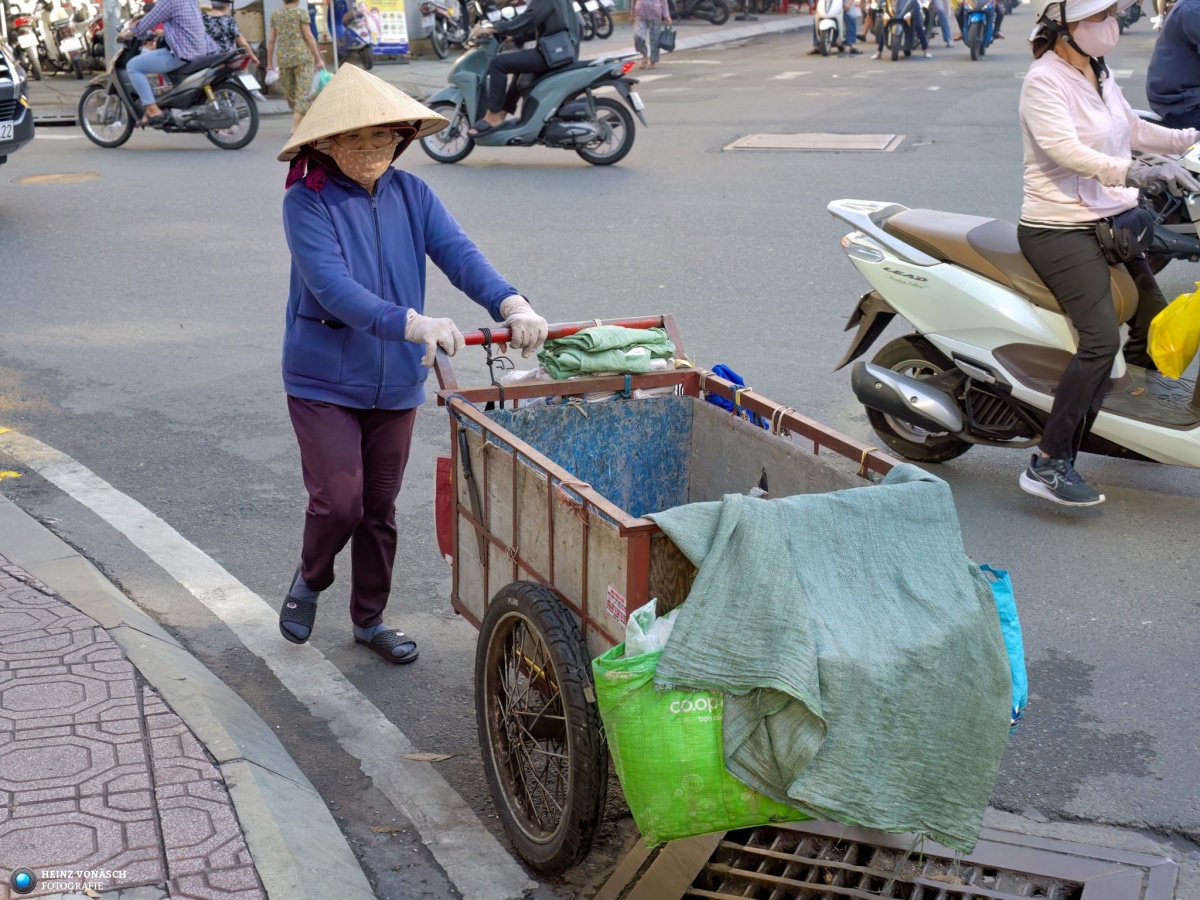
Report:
485,48,549,116
1017,225,1167,460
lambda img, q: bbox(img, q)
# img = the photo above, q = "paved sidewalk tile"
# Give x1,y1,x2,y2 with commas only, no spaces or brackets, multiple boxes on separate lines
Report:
0,558,265,900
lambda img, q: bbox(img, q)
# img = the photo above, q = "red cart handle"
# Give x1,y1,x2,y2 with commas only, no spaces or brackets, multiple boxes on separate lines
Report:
462,315,667,347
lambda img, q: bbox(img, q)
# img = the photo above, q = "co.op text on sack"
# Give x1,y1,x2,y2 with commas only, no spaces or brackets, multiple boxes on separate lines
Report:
669,694,724,723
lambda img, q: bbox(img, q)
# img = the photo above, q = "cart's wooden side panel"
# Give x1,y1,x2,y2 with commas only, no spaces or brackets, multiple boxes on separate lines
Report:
649,536,697,617
551,494,586,614
455,429,488,625
485,445,516,604
687,400,865,503
515,463,551,583
586,514,629,661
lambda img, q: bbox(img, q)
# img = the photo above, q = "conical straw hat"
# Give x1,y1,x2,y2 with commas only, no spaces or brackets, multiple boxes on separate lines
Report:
278,64,448,162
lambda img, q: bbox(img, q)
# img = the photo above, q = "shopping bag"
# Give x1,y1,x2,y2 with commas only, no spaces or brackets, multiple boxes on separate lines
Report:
593,643,810,845
307,67,333,100
264,67,280,85
980,565,1027,732
1149,283,1200,379
657,25,676,52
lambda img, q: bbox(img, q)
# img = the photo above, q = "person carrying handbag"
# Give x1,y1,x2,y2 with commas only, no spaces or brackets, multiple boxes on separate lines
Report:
633,0,671,68
468,0,581,135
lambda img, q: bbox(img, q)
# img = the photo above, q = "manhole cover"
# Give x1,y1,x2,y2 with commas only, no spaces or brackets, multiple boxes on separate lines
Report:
11,172,102,185
725,133,904,152
600,821,1178,900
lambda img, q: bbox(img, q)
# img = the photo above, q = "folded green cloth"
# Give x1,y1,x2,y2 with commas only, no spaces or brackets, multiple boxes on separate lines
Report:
537,326,676,380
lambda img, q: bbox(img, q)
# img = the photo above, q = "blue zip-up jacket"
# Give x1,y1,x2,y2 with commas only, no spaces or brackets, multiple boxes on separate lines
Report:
281,167,517,410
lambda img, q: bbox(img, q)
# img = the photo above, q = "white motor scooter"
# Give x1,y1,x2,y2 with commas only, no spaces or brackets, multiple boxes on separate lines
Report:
827,197,1200,468
816,0,845,55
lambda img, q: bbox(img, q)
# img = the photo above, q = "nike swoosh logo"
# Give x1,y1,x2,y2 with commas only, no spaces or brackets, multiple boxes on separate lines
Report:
1136,227,1148,242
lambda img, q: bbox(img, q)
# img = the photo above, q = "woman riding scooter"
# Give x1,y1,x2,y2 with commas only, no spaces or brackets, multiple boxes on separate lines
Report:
1017,0,1200,506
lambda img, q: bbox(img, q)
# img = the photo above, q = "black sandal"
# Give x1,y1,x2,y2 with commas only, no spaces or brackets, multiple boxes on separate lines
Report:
279,569,317,645
355,630,419,664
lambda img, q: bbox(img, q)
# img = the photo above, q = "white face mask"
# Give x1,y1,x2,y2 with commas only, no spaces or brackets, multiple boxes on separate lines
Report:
1072,15,1119,58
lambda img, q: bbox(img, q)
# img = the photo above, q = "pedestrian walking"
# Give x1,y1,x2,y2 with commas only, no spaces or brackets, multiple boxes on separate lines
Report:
276,65,549,663
203,0,260,65
268,0,326,134
633,0,671,68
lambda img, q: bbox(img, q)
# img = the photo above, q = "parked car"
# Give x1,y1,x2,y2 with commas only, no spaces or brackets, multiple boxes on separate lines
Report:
1,42,36,170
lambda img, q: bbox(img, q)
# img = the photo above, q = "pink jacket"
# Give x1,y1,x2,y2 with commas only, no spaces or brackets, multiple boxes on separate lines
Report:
1019,53,1198,225
633,0,670,20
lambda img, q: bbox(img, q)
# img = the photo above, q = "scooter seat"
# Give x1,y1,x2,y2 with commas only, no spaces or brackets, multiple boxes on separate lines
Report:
170,50,237,79
883,208,1138,324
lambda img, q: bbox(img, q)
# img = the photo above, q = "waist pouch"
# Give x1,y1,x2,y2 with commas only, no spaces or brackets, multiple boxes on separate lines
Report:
538,30,574,68
1096,205,1155,265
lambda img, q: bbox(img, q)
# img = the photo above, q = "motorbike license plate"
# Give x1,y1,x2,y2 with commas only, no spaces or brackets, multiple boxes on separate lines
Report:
0,122,13,141
599,0,614,7
18,32,38,48
585,1,599,9
628,91,644,111
59,35,83,53
238,72,261,90
422,13,435,25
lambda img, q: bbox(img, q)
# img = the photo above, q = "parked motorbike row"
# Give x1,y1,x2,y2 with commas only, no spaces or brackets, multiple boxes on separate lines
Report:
4,0,94,80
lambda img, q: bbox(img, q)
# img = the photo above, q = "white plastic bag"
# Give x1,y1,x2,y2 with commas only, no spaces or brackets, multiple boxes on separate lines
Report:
264,67,280,85
624,599,680,657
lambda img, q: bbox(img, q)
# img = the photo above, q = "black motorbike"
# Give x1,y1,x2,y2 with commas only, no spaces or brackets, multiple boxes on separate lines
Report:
77,29,259,150
422,0,470,58
1118,0,1142,31
668,0,730,25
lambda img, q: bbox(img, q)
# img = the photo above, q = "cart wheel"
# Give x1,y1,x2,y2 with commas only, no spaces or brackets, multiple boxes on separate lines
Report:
476,582,608,873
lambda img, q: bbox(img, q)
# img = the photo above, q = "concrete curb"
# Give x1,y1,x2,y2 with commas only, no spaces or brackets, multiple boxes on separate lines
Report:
0,494,375,900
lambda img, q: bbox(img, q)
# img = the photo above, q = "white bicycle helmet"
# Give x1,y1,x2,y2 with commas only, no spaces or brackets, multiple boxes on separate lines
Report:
1031,0,1134,21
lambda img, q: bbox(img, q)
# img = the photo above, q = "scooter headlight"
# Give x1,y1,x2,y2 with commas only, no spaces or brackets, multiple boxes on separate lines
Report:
841,232,885,263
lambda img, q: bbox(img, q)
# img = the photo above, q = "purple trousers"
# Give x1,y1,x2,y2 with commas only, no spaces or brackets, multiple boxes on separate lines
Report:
288,396,418,628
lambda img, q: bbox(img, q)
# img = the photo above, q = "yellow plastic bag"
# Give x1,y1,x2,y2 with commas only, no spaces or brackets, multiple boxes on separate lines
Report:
1149,284,1200,379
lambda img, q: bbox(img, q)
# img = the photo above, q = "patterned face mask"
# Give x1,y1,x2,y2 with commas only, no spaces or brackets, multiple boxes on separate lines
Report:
327,143,396,187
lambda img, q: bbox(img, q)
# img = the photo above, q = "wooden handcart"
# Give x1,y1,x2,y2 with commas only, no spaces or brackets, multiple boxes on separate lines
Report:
433,315,897,873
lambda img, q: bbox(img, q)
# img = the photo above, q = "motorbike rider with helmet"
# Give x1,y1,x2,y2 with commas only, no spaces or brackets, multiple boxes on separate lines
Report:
1146,0,1200,128
119,0,217,125
1017,0,1200,506
468,0,581,135
871,0,932,58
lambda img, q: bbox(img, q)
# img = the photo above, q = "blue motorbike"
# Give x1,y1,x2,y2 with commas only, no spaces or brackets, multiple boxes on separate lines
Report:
962,0,995,60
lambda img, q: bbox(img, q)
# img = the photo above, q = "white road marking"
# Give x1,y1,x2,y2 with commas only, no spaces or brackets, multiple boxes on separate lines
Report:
770,70,811,79
661,58,721,63
635,73,672,82
0,428,537,900
1112,68,1133,79
34,133,85,140
651,87,688,92
928,85,940,90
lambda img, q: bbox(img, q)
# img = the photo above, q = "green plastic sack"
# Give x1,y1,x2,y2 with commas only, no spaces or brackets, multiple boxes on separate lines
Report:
593,643,810,845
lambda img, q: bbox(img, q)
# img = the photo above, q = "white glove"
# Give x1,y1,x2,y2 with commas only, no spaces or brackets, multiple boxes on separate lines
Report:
405,310,465,367
499,295,548,358
1125,158,1200,195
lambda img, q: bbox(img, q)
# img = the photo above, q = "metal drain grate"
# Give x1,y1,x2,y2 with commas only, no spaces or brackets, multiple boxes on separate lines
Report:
597,821,1179,900
688,827,1080,899
724,133,905,152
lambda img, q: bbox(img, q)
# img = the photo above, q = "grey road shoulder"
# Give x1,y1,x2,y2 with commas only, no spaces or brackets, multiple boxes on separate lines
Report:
0,492,376,900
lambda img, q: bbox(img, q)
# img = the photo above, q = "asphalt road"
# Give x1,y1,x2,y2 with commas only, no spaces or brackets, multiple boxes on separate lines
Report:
2,17,1199,898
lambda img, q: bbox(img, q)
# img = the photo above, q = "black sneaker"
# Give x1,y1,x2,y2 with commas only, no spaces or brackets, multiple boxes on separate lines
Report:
1019,455,1105,507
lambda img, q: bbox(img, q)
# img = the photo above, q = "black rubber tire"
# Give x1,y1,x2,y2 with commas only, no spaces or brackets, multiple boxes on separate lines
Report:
26,49,42,81
430,18,450,58
820,30,833,55
78,84,133,148
204,82,259,149
864,335,973,463
419,100,475,163
476,582,607,874
575,96,635,165
968,19,982,59
594,9,614,37
709,0,731,24
72,57,84,79
891,23,902,60
580,12,595,39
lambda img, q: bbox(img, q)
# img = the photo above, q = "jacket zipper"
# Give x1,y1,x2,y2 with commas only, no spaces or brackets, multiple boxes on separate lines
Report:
370,193,385,409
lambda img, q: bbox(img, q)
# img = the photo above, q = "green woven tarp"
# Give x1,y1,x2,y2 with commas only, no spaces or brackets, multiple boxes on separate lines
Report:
648,464,1012,853
536,325,675,379
593,643,810,845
